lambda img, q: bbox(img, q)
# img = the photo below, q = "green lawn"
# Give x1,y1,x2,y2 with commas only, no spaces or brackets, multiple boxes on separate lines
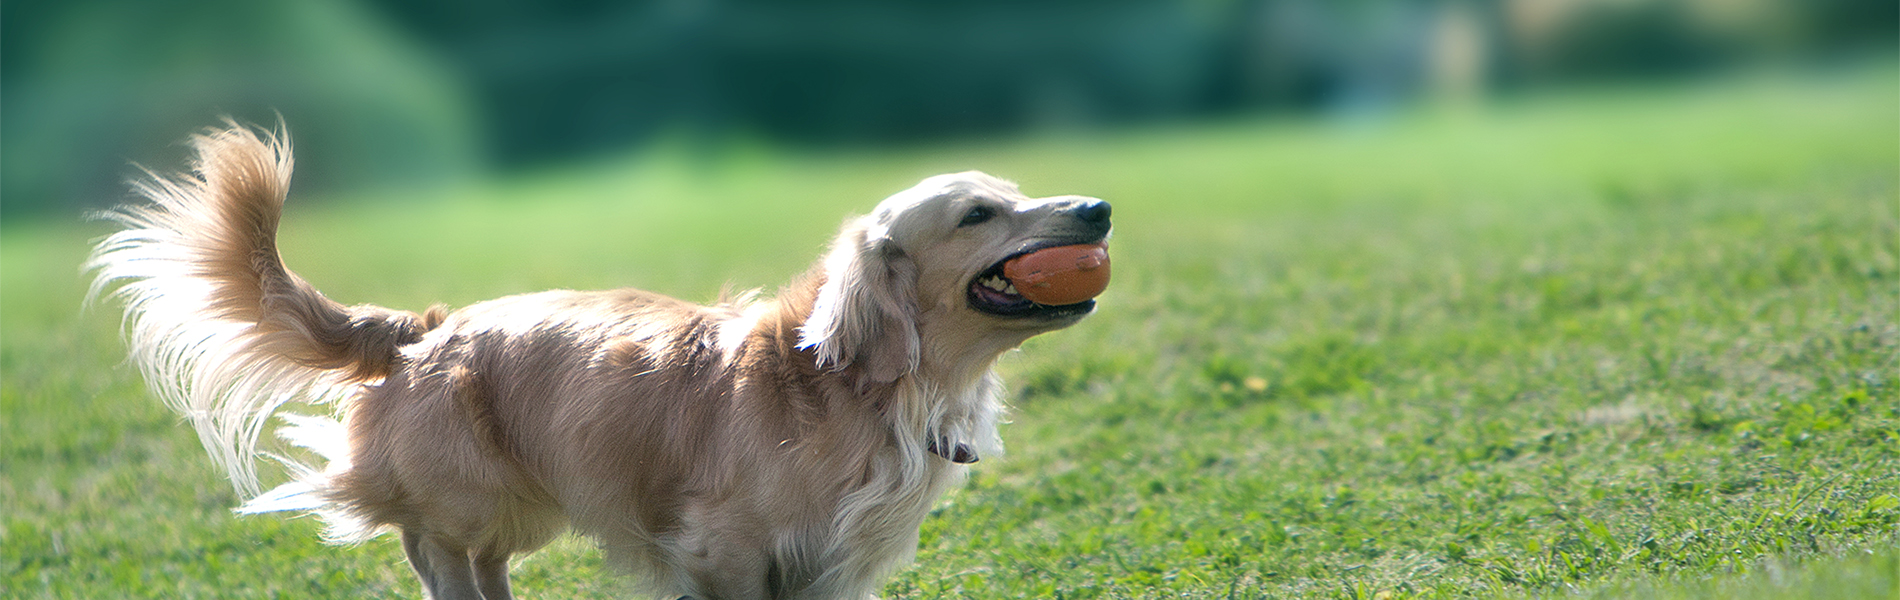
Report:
4,65,1896,599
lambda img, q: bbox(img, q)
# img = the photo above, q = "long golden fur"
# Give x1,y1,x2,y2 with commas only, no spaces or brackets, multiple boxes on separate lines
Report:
87,123,1111,599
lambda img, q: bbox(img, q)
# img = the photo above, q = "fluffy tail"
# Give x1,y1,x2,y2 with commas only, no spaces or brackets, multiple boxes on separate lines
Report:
86,122,438,498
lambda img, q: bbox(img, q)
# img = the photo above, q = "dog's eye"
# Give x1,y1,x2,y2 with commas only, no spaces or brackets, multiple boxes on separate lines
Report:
958,206,995,227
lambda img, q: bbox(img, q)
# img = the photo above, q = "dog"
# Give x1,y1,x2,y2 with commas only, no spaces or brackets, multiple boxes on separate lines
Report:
86,123,1110,599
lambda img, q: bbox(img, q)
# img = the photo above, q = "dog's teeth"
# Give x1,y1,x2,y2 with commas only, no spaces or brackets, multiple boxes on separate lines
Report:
983,277,1007,291
1003,283,1018,295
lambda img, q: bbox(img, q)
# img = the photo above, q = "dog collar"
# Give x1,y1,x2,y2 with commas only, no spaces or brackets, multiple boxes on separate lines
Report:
926,437,978,464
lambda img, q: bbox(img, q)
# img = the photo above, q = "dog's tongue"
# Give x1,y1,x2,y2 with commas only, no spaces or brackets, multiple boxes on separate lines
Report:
1003,243,1110,306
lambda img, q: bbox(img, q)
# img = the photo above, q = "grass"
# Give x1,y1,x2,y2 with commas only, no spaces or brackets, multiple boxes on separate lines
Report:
4,64,1896,598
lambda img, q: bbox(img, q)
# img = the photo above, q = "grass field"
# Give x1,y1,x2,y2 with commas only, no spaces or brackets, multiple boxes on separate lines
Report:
4,64,1896,599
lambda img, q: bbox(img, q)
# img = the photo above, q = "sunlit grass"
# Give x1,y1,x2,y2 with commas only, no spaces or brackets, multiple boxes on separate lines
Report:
4,65,1895,598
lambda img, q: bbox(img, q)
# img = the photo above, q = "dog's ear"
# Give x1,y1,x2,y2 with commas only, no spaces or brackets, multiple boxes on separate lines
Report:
797,219,920,386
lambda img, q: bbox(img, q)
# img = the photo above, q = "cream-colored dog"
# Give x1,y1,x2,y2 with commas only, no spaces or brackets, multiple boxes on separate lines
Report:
88,124,1111,599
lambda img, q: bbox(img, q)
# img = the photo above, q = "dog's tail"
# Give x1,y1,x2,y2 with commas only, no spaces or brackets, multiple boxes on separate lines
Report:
86,122,439,498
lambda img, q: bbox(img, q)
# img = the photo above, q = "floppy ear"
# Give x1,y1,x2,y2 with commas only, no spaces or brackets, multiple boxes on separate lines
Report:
797,218,920,385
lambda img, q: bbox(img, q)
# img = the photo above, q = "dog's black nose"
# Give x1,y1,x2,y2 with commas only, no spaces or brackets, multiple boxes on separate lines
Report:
1071,199,1111,225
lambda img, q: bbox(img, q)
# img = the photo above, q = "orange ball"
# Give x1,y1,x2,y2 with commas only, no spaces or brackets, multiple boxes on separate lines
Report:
1004,243,1111,306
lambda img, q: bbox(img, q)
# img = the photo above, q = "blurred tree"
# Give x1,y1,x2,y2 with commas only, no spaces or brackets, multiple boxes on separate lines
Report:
3,0,1891,217
370,0,1224,165
1,0,479,218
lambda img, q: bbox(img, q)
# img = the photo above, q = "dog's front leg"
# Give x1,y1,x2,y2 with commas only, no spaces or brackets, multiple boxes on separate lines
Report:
672,529,775,600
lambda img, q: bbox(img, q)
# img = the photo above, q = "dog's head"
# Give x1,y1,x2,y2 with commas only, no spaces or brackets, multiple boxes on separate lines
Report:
798,171,1111,385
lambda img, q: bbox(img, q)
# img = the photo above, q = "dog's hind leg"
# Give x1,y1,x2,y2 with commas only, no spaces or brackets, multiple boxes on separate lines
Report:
402,529,484,600
473,551,514,600
401,529,433,585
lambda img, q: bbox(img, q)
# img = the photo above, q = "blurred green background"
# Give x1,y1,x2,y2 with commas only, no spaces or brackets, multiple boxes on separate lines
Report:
3,0,1893,219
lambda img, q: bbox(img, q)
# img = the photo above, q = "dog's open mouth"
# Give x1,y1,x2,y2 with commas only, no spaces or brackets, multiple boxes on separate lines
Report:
966,253,1098,319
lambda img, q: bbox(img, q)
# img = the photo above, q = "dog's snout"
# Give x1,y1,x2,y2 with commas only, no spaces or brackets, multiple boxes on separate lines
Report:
1062,198,1111,236
1071,199,1111,224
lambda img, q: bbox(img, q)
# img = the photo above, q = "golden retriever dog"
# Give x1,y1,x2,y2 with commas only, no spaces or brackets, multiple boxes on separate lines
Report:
87,124,1111,599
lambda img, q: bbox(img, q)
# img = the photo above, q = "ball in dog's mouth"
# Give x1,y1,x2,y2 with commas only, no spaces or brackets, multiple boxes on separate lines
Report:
1004,243,1109,305
967,243,1109,317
